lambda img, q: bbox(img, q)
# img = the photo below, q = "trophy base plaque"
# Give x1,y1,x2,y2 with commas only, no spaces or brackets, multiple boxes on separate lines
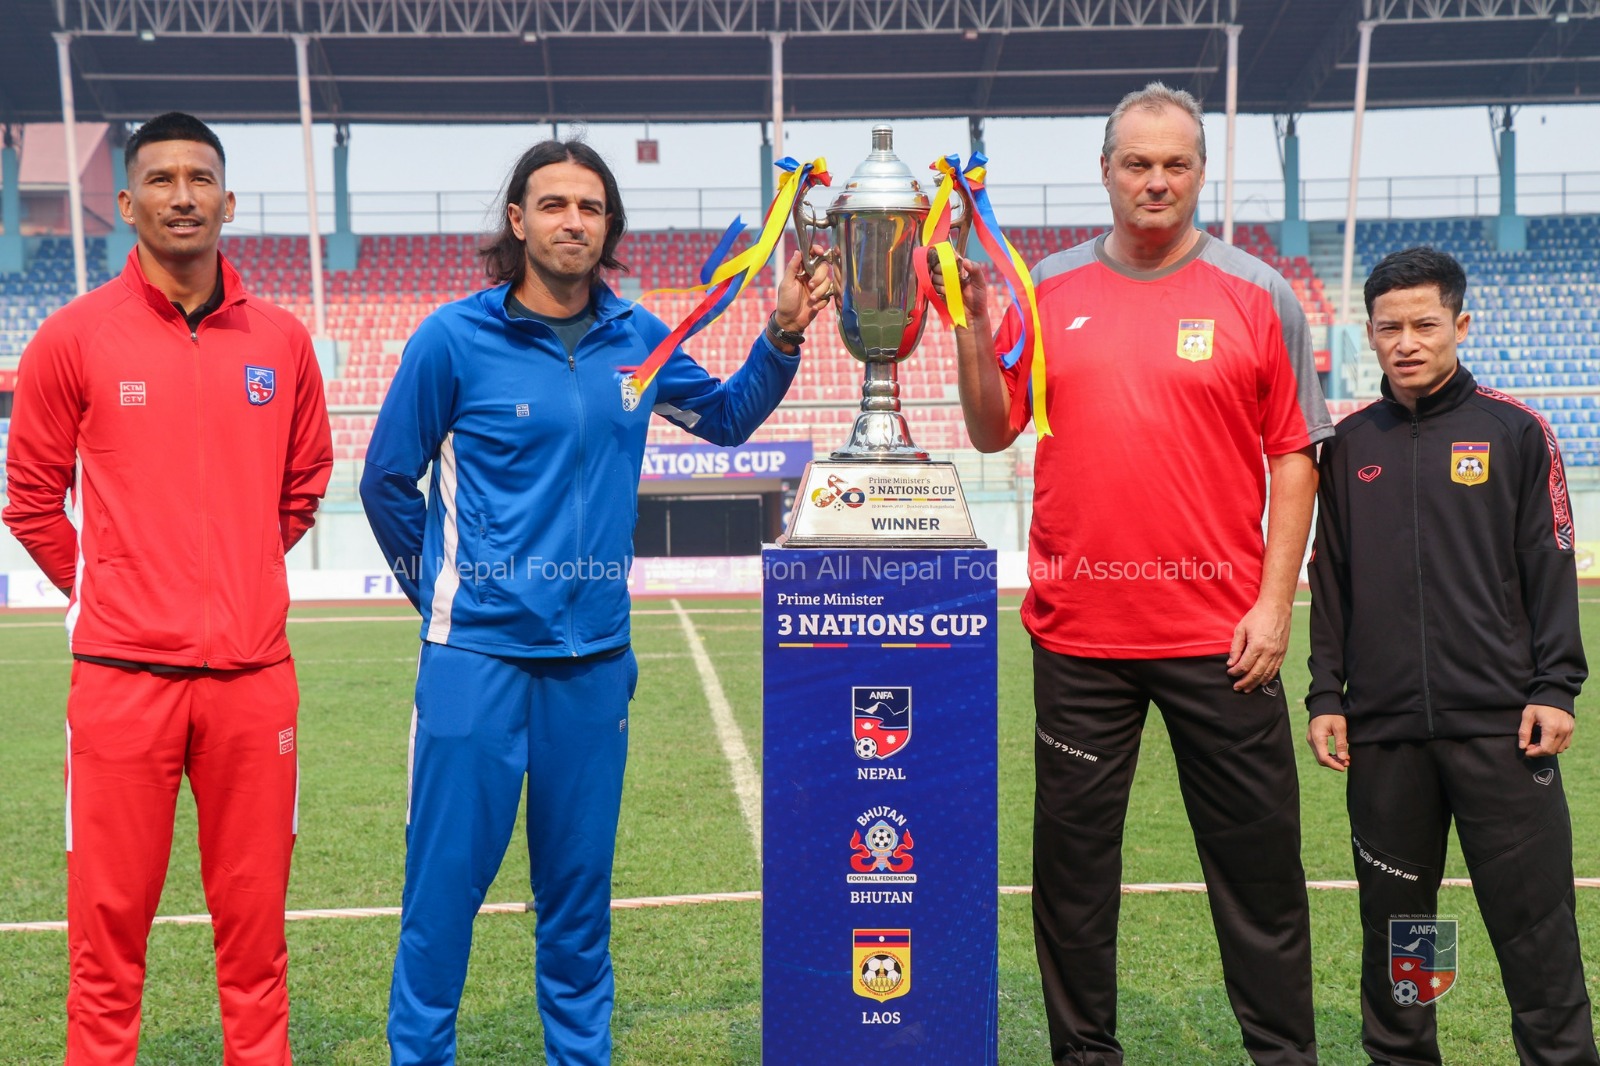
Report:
778,460,986,548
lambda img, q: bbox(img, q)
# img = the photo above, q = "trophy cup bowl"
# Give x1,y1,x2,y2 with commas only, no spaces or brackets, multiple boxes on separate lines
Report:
792,124,931,462
776,125,985,549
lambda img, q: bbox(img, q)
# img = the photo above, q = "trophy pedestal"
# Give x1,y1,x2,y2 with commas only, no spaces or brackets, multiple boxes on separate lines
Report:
778,460,986,549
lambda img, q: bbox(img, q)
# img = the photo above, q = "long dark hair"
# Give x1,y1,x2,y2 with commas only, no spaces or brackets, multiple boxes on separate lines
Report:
480,140,628,285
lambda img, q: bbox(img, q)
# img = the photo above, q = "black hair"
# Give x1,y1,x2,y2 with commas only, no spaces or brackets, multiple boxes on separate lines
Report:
1363,245,1468,318
480,140,628,285
124,112,225,173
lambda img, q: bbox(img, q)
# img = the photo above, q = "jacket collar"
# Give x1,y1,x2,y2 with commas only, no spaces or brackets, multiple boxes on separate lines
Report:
1381,361,1476,419
483,278,634,326
118,246,248,323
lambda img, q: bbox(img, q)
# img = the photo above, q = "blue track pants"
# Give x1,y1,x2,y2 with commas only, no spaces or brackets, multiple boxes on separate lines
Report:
388,641,637,1065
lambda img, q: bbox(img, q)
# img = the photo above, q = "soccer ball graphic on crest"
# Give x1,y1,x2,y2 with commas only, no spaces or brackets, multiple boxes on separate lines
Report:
864,822,899,853
1392,979,1420,1006
860,953,903,995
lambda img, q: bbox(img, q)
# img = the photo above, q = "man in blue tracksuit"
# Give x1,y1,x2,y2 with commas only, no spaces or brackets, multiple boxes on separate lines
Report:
361,140,832,1065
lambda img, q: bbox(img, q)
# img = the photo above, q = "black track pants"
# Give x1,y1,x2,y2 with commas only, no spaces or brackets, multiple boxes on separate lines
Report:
1031,645,1318,1066
1347,736,1598,1066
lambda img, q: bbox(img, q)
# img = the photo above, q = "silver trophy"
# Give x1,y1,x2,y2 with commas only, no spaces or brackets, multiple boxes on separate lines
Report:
778,125,983,548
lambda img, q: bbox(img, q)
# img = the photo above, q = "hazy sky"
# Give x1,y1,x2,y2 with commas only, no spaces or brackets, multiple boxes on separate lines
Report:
213,104,1600,233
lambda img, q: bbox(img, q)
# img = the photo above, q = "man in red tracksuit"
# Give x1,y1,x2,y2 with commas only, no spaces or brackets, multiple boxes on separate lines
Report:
2,112,331,1065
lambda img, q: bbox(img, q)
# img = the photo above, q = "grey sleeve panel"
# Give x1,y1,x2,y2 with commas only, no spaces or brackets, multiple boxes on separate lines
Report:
1030,239,1100,286
1200,240,1335,446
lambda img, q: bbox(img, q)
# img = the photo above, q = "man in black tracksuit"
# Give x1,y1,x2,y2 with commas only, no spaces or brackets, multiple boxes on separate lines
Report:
1306,246,1597,1066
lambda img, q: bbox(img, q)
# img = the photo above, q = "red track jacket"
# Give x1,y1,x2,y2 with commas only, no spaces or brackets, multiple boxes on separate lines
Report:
3,250,332,669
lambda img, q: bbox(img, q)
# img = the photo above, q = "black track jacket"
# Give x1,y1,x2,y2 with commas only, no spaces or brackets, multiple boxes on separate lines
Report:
1306,365,1586,742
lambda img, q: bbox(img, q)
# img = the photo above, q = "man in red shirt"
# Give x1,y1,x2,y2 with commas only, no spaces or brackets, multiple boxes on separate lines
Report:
3,112,331,1065
939,84,1331,1064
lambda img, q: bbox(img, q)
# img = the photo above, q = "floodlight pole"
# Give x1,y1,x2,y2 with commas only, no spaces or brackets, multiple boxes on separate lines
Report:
1222,23,1241,246
293,33,328,339
53,33,88,298
770,31,786,288
1339,20,1376,326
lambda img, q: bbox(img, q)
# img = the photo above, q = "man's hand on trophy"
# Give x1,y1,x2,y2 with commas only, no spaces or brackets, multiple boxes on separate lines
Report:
774,246,835,335
924,249,989,329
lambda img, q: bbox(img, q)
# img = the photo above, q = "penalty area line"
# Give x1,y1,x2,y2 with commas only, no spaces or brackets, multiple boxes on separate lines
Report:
10,880,1600,932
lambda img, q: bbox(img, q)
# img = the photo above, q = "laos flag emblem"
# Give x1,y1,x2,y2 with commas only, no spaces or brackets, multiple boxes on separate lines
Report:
246,366,276,406
1389,918,1457,1006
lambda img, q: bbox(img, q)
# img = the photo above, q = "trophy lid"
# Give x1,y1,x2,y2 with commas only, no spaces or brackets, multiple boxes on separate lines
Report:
828,125,930,216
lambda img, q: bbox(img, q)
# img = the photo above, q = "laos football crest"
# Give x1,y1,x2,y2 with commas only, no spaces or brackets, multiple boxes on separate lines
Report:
1390,918,1457,1005
854,686,911,760
1176,319,1215,362
245,365,276,405
1451,442,1490,486
853,929,911,1001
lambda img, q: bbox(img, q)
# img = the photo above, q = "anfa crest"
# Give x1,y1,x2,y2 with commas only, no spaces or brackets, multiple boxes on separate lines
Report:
1390,918,1457,1006
1177,319,1215,362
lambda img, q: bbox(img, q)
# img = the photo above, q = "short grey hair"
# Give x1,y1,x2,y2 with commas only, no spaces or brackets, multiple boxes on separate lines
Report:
1102,82,1207,164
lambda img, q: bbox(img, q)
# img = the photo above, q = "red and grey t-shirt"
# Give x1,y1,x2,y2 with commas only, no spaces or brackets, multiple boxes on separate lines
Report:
999,232,1333,658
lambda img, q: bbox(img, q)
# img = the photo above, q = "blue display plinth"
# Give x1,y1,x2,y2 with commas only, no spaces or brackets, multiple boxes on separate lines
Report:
761,547,998,1064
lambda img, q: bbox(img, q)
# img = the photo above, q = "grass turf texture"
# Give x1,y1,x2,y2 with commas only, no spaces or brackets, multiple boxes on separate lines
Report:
2,600,1600,1063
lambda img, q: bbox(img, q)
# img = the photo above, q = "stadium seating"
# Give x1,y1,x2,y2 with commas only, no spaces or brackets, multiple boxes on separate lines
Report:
6,218,1598,493
1347,216,1600,463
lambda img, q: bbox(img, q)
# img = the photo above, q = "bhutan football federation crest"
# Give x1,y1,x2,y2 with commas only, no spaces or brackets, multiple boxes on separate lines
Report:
854,686,911,760
1177,319,1215,362
854,929,911,1001
849,810,916,883
1390,918,1457,1006
1451,442,1490,486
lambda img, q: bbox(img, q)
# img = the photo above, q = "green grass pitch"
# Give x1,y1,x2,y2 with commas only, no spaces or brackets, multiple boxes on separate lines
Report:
4,598,1600,1063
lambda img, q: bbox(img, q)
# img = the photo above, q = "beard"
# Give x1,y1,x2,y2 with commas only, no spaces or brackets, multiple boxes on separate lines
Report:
526,239,600,285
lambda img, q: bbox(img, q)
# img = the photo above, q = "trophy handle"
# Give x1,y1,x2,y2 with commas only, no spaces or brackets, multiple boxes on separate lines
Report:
790,195,835,278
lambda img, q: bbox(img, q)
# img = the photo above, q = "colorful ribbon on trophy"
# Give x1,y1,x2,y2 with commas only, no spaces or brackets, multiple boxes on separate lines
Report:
913,155,967,331
628,156,831,396
917,152,1051,437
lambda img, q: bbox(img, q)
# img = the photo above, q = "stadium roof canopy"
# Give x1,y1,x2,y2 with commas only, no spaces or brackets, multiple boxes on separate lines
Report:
2,0,1599,127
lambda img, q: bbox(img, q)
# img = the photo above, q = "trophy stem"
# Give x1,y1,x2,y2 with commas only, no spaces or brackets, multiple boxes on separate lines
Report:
831,359,929,462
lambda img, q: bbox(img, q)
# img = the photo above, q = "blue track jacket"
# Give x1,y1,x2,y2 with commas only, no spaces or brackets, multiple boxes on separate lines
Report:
361,281,799,658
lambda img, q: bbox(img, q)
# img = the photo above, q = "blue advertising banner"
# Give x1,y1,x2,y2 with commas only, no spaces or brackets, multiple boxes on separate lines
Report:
762,547,998,1064
640,441,811,481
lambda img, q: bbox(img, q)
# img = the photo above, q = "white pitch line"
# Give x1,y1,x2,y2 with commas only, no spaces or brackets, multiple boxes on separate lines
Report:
12,879,1600,933
0,890,766,933
671,597,762,858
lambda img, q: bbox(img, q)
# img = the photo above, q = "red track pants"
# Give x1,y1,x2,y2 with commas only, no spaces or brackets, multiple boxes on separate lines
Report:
63,658,299,1066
